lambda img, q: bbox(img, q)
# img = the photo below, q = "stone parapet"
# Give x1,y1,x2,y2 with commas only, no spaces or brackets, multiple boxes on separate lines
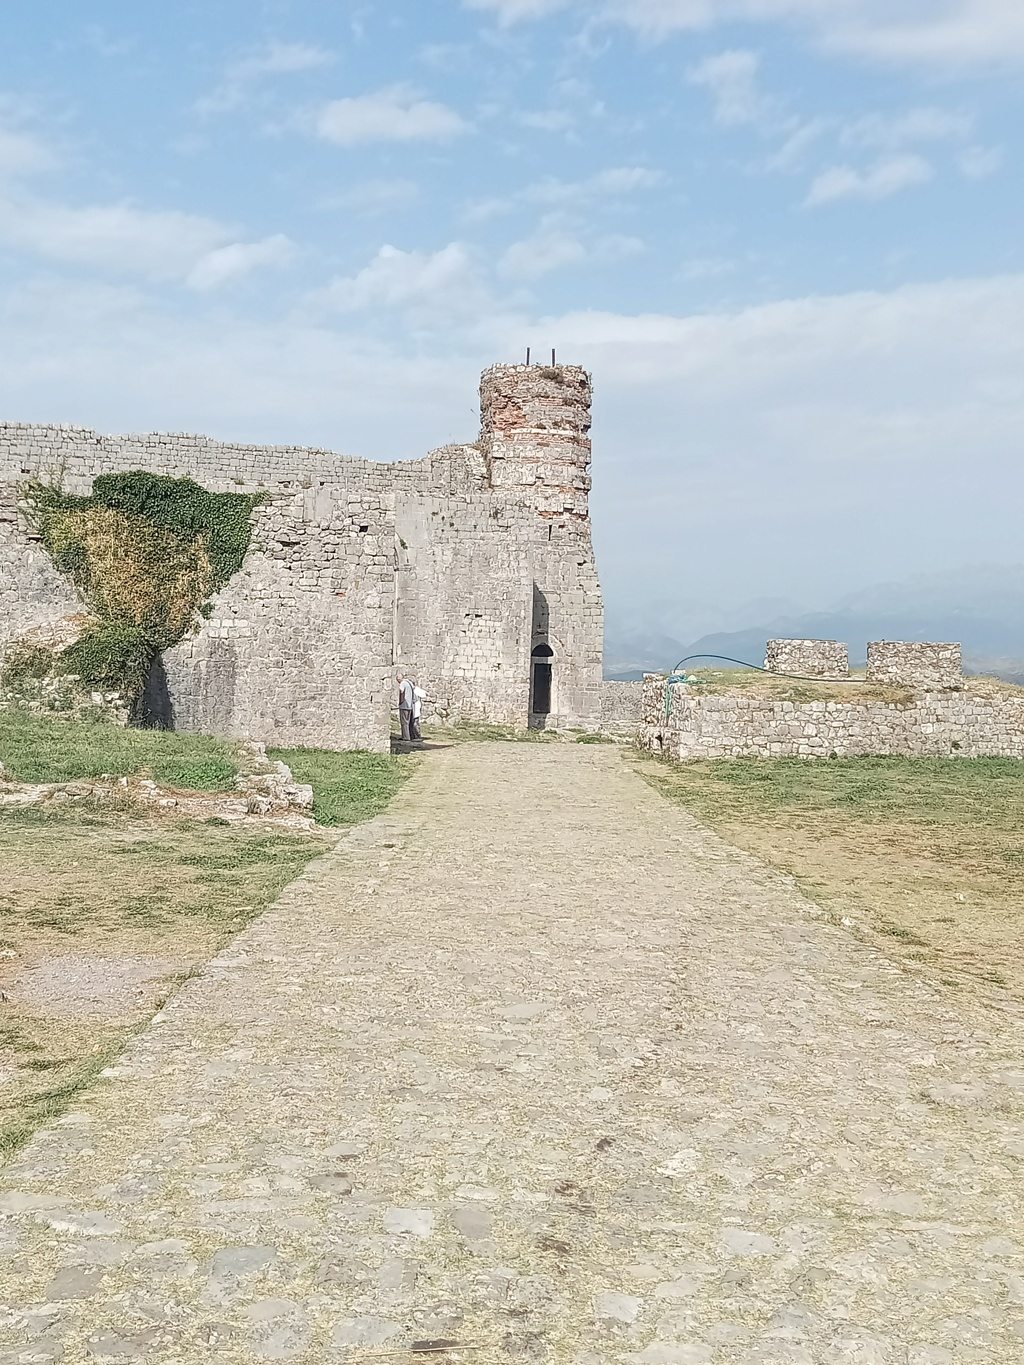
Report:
638,674,1024,761
867,640,962,690
765,638,849,679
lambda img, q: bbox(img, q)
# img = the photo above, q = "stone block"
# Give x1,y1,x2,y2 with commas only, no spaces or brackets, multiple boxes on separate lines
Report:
764,638,849,679
867,641,962,689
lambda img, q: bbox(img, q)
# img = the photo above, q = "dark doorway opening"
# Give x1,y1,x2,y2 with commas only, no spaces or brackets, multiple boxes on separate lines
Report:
136,653,175,730
531,643,554,716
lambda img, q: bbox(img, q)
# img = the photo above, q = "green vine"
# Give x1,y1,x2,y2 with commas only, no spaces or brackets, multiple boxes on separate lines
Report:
6,472,263,709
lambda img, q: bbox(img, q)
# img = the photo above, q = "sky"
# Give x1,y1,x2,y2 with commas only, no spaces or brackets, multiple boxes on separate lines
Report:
2,0,1023,645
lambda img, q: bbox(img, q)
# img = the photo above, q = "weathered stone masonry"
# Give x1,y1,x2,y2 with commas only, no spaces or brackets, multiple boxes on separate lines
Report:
640,638,1024,761
0,365,604,752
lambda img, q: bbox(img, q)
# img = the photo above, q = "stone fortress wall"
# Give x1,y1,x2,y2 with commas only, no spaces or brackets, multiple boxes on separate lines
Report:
639,638,1024,761
0,364,605,753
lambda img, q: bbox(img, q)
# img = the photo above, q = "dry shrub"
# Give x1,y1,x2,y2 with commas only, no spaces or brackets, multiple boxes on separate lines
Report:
70,506,214,645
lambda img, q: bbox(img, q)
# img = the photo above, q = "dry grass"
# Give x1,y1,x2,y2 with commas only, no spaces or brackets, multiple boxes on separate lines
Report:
419,719,561,743
74,505,214,639
639,754,1024,1004
669,667,914,704
0,804,331,1156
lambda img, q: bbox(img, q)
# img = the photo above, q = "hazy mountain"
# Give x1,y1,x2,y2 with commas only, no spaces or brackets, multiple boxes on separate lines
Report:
604,565,1024,682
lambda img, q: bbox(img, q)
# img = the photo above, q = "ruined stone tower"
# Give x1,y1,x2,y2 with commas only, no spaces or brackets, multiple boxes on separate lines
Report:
1,362,605,749
479,363,593,524
479,363,602,727
393,362,604,731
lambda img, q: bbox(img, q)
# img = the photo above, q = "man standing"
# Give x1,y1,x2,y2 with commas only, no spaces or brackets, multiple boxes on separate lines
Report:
396,672,415,742
411,682,426,742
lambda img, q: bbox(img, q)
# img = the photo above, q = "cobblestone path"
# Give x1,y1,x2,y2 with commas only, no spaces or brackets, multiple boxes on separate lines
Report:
3,744,1024,1365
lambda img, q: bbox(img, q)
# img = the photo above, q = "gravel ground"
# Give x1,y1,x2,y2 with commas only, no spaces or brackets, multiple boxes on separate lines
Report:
1,743,1023,1364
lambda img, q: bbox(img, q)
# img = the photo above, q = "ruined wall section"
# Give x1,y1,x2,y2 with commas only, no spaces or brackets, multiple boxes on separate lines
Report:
765,639,849,679
867,641,962,690
0,482,81,666
391,445,532,726
601,680,643,735
638,674,1024,761
164,486,393,752
0,424,395,751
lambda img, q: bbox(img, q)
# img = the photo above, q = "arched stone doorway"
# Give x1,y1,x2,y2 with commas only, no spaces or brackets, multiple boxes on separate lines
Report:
531,643,554,718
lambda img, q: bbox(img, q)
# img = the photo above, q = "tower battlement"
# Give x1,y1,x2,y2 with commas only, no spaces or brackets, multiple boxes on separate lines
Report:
479,363,593,525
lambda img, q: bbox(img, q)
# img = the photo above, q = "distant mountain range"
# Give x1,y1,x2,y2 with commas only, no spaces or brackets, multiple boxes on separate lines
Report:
604,566,1024,683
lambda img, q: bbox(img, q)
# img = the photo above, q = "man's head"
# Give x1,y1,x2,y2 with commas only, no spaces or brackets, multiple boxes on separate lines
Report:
396,672,404,682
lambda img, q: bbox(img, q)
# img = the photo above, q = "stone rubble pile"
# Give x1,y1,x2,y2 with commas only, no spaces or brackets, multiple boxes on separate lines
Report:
0,742,316,829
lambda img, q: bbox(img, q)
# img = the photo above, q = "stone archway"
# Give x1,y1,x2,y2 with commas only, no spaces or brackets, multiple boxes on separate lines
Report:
531,642,554,718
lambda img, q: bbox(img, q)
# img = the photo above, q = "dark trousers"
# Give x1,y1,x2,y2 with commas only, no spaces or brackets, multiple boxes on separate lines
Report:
399,708,413,741
410,714,422,741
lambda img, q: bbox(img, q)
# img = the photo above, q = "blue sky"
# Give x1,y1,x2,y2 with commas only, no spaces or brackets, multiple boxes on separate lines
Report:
2,1,1024,645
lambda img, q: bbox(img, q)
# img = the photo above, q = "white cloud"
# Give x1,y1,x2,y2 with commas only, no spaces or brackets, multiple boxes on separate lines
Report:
517,109,578,132
464,0,570,21
818,1,1024,67
530,274,1024,605
232,42,334,79
689,49,777,128
492,0,1024,69
841,107,973,150
315,87,468,146
958,145,1002,180
313,243,487,317
499,222,643,279
0,194,232,277
0,127,54,178
805,153,933,204
197,42,334,115
187,235,295,291
325,179,420,214
0,189,293,289
467,166,662,221
500,229,588,280
678,256,737,281
5,271,1024,617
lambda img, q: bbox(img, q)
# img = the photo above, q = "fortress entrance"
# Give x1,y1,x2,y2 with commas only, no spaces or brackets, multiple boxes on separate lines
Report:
531,643,554,717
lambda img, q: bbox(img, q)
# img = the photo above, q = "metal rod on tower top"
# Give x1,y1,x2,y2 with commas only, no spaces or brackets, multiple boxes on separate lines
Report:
552,349,556,365
526,347,531,364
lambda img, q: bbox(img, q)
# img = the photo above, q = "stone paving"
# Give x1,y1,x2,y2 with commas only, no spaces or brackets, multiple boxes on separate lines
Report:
2,743,1024,1365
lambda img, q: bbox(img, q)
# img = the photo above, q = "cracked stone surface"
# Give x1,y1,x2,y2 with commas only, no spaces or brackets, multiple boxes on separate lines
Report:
2,743,1024,1363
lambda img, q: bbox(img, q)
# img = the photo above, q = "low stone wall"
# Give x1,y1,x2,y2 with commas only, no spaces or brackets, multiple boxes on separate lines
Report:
867,641,962,689
638,673,1024,761
765,638,848,679
600,680,643,734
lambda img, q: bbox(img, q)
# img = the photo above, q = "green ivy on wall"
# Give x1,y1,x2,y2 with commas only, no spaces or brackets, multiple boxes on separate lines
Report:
9,472,264,707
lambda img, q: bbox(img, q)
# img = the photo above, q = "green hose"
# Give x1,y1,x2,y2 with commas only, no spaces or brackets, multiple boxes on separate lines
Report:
661,652,864,723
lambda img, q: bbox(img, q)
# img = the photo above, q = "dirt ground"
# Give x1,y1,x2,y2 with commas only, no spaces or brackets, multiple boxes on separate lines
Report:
638,754,1024,1007
0,805,328,1153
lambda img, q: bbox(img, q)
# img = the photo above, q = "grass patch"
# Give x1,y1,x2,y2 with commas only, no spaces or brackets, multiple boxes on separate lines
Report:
664,667,913,705
269,748,413,827
640,754,1024,1000
0,804,325,1153
0,710,240,789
